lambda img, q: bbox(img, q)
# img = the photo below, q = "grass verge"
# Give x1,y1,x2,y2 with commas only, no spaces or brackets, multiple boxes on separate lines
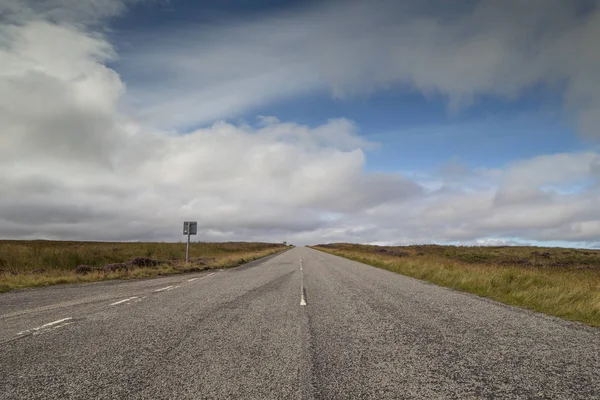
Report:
0,240,289,293
312,243,600,327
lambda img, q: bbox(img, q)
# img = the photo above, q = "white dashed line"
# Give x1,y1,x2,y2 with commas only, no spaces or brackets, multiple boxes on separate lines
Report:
110,296,138,306
300,262,307,306
17,317,73,336
188,272,215,282
154,285,174,292
300,256,306,304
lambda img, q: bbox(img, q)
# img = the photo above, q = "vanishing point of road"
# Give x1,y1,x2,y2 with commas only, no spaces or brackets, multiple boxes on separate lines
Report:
1,247,598,399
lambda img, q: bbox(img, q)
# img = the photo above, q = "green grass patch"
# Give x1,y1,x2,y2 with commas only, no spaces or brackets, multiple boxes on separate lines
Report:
0,240,289,292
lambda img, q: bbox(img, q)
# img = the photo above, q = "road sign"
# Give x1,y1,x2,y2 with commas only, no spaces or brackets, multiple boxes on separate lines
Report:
183,221,198,263
183,221,197,235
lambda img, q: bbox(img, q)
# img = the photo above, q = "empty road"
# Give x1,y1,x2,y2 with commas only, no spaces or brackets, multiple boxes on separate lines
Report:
1,247,599,399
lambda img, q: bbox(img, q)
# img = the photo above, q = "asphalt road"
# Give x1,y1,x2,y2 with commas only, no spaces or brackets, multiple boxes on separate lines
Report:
1,247,599,399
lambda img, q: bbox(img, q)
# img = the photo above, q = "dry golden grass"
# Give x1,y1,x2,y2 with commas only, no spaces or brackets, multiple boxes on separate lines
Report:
0,240,288,293
313,243,600,327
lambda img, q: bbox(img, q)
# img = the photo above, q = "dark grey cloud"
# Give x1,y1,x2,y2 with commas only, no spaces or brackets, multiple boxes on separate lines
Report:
0,0,140,25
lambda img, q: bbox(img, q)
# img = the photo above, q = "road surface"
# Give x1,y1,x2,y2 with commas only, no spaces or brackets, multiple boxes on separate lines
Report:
1,247,599,399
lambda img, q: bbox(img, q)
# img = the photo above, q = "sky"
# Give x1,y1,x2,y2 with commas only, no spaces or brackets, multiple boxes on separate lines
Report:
1,0,600,247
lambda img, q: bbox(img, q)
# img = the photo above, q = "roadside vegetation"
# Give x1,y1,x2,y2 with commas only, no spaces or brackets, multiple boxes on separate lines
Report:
0,240,288,293
312,243,600,327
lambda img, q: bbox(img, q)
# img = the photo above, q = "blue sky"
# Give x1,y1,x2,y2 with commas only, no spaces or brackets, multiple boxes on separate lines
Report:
1,0,599,246
244,86,585,172
106,0,591,171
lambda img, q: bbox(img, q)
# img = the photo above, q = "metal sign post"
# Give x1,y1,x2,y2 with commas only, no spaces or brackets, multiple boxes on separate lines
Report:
183,221,197,263
186,231,190,263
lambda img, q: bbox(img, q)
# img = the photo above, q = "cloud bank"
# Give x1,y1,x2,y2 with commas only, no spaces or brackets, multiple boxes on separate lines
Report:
1,0,599,246
122,0,600,138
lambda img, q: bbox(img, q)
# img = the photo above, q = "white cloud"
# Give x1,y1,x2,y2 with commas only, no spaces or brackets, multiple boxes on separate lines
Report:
0,20,421,242
333,152,600,245
502,152,598,188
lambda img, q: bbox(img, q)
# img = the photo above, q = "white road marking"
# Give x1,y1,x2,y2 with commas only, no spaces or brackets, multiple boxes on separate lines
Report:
17,317,73,335
154,285,174,292
300,266,307,306
110,296,138,306
188,272,215,283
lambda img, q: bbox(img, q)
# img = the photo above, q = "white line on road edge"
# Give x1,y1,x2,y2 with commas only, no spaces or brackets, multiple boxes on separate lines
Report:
17,318,73,336
188,272,215,282
154,285,174,292
110,297,138,306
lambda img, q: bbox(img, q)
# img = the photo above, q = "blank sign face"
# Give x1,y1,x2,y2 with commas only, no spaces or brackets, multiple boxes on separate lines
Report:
183,221,198,235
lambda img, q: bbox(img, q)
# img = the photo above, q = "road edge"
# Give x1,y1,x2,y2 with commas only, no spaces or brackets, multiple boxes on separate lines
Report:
310,246,599,331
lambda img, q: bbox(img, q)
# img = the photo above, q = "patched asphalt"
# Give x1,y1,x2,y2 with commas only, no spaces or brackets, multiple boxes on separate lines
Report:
1,247,598,399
